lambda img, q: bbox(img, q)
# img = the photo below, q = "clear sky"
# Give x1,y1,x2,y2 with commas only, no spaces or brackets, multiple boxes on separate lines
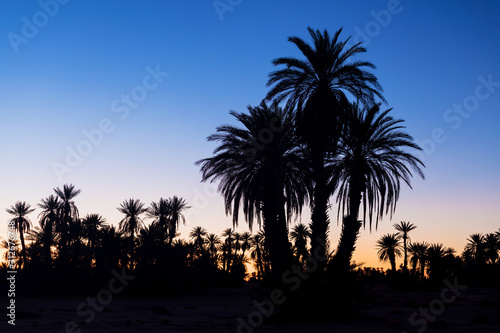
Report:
1,0,499,269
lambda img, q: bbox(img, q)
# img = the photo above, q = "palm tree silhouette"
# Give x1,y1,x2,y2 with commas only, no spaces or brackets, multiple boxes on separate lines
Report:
266,27,385,263
427,243,446,281
146,198,171,239
206,233,221,267
6,201,35,268
38,195,60,264
221,228,236,272
167,196,190,245
393,221,417,273
197,100,309,278
409,241,429,280
465,233,486,263
190,226,207,256
54,184,81,260
290,223,311,264
484,233,499,264
82,214,107,249
118,198,147,269
376,233,402,273
250,230,269,279
332,103,424,271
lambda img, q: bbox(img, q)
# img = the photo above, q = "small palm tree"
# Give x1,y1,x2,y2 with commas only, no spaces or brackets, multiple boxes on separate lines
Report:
6,201,35,268
239,232,252,260
484,233,499,264
465,233,486,263
146,198,171,238
427,243,446,281
394,221,417,273
376,233,402,273
290,223,311,264
250,230,270,279
189,226,207,255
117,199,147,240
409,241,429,280
54,184,81,258
167,196,190,244
38,195,60,264
205,233,221,266
221,228,236,271
82,214,107,248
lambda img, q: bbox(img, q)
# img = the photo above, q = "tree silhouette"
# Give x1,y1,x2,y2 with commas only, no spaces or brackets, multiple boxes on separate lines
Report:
167,196,190,245
465,233,486,263
332,103,424,272
409,241,429,280
376,233,402,273
197,100,309,278
393,221,417,273
38,195,60,265
6,201,35,268
290,223,311,265
266,27,385,265
54,184,81,261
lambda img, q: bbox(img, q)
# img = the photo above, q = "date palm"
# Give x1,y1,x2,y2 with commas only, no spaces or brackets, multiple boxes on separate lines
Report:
290,223,311,264
197,100,309,278
376,233,402,273
118,199,147,240
394,221,417,273
409,241,429,280
38,195,60,264
465,233,486,263
484,233,499,264
266,27,385,263
82,214,107,249
167,196,190,244
190,226,207,254
54,184,81,259
146,198,171,237
6,201,35,268
206,233,221,266
332,103,424,272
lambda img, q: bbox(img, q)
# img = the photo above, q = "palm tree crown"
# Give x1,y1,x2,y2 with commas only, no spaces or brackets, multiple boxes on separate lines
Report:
6,201,35,268
376,233,402,272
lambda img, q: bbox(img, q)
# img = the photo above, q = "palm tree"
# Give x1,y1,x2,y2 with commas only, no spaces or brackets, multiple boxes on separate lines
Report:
38,195,60,264
250,230,269,279
54,184,81,258
6,201,35,268
376,233,402,273
465,233,486,263
190,226,207,255
197,101,309,278
332,103,424,272
221,228,236,271
290,223,311,264
146,198,171,238
427,243,446,281
167,196,190,245
81,214,107,249
117,199,147,240
409,241,429,280
393,221,417,273
266,27,385,263
206,233,221,266
484,233,499,264
1,238,20,268
239,231,252,260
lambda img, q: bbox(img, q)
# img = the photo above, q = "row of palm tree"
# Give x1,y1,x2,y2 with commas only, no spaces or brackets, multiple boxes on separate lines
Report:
376,222,500,284
197,27,424,282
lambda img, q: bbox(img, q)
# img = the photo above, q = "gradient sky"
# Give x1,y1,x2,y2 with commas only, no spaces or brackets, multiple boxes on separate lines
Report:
1,0,500,269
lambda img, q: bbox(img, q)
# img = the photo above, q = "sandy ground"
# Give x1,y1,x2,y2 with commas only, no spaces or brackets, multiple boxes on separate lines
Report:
3,282,500,333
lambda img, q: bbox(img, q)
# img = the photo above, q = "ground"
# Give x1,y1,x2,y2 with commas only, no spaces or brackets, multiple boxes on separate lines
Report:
3,282,500,333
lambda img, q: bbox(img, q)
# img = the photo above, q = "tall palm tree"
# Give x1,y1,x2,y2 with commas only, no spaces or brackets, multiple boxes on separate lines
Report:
54,184,81,258
167,196,190,245
409,241,429,280
266,27,385,263
117,199,147,240
38,195,60,264
332,103,424,272
6,201,35,268
393,221,417,273
290,223,311,264
197,101,309,278
376,233,402,273
221,228,236,271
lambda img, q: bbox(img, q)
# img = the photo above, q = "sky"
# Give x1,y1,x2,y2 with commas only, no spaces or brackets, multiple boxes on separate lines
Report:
1,0,500,269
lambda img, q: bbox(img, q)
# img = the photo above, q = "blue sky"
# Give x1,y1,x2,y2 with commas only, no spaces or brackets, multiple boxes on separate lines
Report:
1,0,500,267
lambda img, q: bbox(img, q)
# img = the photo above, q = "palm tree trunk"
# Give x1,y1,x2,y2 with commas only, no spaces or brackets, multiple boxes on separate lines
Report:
403,237,408,273
19,229,27,269
334,174,363,272
390,252,397,273
309,153,329,272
